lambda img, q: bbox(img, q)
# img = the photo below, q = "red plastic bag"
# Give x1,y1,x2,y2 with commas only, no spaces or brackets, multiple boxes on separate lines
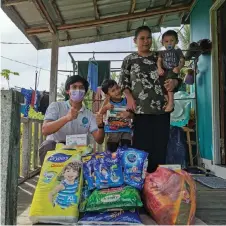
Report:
143,167,196,225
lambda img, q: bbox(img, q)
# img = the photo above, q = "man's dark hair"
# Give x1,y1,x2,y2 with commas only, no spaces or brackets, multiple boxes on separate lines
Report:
162,30,178,41
65,75,89,93
134,26,152,39
101,79,117,94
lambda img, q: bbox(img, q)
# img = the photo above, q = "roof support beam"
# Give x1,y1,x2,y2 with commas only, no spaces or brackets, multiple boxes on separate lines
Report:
93,0,100,19
26,4,191,35
158,0,173,27
2,0,28,6
127,0,136,32
2,3,42,49
93,0,101,36
32,0,57,34
50,0,71,40
49,34,59,104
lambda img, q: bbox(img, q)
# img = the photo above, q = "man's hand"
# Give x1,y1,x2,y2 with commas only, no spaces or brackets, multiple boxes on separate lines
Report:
66,105,78,122
96,113,104,127
158,67,165,76
173,67,180,74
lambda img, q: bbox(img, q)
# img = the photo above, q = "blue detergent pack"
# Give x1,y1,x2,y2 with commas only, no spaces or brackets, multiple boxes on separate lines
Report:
94,152,124,189
82,155,95,190
78,210,142,225
120,148,148,190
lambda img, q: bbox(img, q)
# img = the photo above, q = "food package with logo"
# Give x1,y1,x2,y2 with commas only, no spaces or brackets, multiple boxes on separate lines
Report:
85,186,143,212
121,148,148,190
94,152,124,189
143,167,196,225
29,150,83,224
78,210,142,225
56,142,92,156
105,107,131,131
82,154,96,190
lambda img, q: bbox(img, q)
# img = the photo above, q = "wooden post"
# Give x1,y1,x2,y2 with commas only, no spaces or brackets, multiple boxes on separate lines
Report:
183,127,194,166
1,90,23,225
39,122,44,146
49,34,59,104
21,119,32,178
33,122,39,169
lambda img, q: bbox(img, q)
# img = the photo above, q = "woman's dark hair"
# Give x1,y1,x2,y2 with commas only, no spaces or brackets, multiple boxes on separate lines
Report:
101,79,117,94
65,75,89,93
134,26,152,39
162,30,178,41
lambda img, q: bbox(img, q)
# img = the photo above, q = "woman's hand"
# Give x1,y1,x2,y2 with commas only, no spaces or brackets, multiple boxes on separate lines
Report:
124,88,136,111
164,79,178,92
126,96,136,111
158,67,165,76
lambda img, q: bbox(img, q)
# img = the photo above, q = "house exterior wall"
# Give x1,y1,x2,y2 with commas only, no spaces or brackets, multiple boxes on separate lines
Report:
190,0,213,160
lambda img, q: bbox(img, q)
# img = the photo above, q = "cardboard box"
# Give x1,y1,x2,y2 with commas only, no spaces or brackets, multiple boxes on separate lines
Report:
66,134,88,146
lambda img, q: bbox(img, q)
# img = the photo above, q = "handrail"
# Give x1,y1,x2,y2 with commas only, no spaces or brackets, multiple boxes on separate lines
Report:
19,117,44,184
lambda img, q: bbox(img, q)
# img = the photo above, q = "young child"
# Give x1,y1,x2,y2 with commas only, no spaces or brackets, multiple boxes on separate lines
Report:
49,161,81,209
157,30,185,112
100,79,133,152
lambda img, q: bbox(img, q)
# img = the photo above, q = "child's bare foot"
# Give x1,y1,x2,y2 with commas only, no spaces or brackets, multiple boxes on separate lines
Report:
164,103,174,112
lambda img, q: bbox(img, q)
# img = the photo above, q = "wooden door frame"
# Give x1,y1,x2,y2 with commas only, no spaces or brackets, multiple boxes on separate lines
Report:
210,0,226,165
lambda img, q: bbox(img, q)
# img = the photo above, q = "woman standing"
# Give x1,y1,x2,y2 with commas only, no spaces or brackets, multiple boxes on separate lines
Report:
119,26,181,172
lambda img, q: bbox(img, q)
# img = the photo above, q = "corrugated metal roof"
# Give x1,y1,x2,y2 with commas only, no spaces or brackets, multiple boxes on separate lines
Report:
1,0,193,50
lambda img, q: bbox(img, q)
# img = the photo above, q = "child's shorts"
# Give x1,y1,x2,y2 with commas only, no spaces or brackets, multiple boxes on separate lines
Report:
107,132,132,144
159,69,178,94
164,69,178,80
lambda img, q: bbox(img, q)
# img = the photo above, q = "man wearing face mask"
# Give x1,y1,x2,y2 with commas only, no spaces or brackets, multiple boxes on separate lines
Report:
39,75,105,165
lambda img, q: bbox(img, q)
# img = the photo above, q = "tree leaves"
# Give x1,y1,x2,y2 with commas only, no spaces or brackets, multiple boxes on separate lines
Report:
151,36,162,51
175,25,190,50
1,69,19,88
1,69,19,80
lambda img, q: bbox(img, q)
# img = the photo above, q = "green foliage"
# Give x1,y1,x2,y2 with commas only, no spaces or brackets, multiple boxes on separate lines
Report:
1,69,19,80
57,82,67,101
83,89,93,110
1,69,19,89
27,107,44,120
151,35,162,51
175,25,191,50
111,72,120,82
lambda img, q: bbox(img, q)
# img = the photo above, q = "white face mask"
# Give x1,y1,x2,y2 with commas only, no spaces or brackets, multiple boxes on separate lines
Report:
70,89,85,102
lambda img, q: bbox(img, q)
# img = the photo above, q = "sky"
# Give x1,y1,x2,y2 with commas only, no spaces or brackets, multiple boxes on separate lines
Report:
0,8,178,92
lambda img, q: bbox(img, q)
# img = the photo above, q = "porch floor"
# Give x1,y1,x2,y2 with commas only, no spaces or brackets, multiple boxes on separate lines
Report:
17,175,226,225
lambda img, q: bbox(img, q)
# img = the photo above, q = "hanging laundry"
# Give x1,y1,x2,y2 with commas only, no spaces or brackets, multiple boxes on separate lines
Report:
34,90,41,112
38,91,49,115
78,61,110,87
31,90,35,107
21,88,32,117
20,104,26,116
88,61,98,92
